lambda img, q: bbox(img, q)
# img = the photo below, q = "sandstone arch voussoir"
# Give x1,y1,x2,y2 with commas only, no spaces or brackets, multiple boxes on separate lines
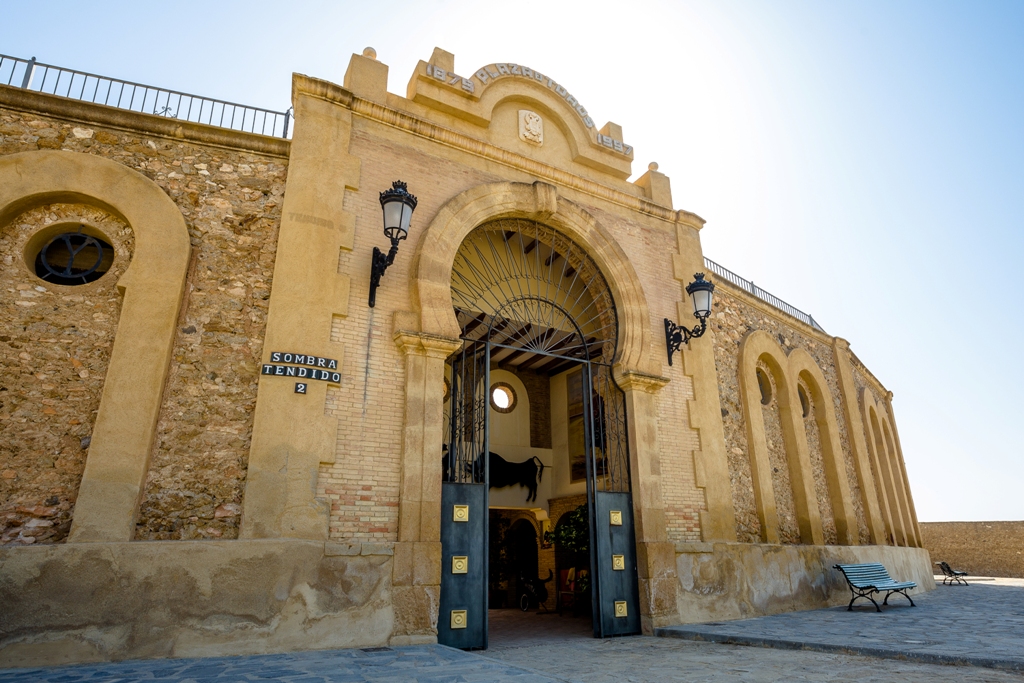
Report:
410,180,655,376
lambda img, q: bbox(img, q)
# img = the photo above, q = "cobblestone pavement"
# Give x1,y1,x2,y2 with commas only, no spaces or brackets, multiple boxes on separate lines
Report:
658,583,1024,670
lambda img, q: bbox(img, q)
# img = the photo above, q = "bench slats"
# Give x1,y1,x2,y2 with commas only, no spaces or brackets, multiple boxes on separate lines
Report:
834,562,916,612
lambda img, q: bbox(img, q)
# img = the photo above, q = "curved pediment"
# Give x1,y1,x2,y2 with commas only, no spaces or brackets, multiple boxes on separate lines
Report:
407,49,634,180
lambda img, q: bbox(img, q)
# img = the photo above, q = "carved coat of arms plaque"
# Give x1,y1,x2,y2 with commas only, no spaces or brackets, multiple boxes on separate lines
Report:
518,110,543,145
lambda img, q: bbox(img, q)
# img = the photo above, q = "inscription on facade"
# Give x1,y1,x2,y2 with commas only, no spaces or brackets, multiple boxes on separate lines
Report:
261,351,341,384
423,62,633,156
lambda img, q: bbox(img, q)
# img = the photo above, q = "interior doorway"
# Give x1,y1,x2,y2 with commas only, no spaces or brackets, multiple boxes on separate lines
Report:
438,219,641,650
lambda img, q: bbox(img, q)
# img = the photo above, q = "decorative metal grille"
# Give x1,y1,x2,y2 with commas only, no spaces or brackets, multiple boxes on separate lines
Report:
445,219,630,492
587,364,630,494
443,341,488,484
450,219,618,374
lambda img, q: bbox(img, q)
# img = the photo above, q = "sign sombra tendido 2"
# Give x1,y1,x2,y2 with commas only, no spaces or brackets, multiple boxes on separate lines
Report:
261,352,341,384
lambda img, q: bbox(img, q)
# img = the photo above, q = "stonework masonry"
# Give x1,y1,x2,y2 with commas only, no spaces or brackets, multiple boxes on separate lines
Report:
0,106,288,543
710,283,872,546
0,202,132,545
0,46,930,666
921,521,1024,579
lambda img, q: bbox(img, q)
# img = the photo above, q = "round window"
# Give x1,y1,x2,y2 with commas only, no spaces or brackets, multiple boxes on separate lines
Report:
32,228,114,285
798,384,811,418
490,382,517,413
756,368,773,405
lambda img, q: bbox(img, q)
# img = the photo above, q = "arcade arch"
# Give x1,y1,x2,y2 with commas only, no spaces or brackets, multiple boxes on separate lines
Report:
0,150,191,543
395,180,676,643
861,388,918,548
737,330,859,546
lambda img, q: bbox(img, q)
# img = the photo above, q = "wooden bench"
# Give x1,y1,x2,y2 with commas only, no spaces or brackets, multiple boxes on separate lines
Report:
833,563,916,612
935,561,969,586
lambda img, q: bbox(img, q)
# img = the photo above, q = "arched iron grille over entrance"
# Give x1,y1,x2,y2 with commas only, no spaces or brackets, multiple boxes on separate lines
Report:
451,219,617,369
439,219,640,649
446,219,629,494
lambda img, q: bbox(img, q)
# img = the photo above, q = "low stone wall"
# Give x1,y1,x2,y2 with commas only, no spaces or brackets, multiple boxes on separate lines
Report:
674,542,934,623
0,539,394,668
921,521,1024,579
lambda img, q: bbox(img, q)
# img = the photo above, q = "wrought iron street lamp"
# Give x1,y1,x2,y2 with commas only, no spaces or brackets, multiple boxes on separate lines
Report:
664,272,715,366
369,180,417,307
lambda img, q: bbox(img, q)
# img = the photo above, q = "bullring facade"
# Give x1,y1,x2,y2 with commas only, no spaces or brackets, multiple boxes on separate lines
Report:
0,47,931,665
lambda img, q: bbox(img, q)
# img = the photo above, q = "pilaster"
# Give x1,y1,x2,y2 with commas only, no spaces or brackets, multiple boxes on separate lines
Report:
884,392,922,546
615,369,677,633
832,338,886,544
672,215,738,543
390,326,461,643
241,79,357,540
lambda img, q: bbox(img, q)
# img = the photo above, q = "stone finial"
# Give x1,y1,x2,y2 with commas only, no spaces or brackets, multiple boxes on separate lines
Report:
429,47,455,73
599,121,623,141
346,49,389,104
634,162,672,207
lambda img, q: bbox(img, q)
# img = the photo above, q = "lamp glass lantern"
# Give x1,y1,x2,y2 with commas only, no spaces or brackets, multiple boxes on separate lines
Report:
685,272,715,319
379,181,417,242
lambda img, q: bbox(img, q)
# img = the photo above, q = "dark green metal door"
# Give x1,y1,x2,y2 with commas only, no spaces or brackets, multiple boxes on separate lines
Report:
438,342,489,649
584,363,641,637
442,219,641,645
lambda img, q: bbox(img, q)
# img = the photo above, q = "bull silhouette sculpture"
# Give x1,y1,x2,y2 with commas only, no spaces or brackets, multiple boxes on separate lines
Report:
442,446,548,503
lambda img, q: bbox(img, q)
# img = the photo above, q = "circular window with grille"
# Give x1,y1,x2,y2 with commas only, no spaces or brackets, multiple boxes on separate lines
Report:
490,382,517,413
27,225,114,286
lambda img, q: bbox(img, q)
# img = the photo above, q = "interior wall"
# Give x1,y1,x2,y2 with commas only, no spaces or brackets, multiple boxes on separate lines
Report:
489,369,531,449
548,369,586,501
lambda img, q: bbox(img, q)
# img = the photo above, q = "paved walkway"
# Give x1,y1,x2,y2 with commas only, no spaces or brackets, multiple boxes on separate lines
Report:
658,582,1024,670
0,646,552,683
489,608,593,649
4,586,1024,682
6,638,1024,683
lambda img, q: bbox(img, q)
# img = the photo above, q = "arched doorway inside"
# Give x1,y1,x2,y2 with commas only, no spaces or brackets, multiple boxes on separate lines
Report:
439,218,640,649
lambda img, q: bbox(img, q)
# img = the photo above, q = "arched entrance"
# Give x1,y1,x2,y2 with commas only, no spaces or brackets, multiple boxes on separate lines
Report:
438,218,641,649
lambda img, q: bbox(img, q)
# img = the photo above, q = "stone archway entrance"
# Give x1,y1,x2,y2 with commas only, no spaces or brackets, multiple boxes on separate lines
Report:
438,219,641,649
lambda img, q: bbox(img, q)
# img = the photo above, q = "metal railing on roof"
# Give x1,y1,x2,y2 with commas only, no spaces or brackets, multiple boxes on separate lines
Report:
0,54,290,139
703,257,826,332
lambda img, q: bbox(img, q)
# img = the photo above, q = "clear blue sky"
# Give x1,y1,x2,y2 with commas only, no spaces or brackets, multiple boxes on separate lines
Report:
4,1,1022,522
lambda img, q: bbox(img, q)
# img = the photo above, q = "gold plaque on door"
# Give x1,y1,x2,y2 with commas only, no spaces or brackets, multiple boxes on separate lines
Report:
612,554,625,571
453,505,469,522
452,556,468,574
609,510,622,526
450,609,468,629
614,601,628,618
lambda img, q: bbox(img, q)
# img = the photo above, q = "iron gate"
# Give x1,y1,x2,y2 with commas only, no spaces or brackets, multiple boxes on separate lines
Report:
439,341,490,649
438,220,641,647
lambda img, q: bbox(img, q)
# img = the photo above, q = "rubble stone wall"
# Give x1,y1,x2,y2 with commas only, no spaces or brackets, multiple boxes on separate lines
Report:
801,385,838,544
710,282,872,545
0,104,288,543
0,202,132,545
